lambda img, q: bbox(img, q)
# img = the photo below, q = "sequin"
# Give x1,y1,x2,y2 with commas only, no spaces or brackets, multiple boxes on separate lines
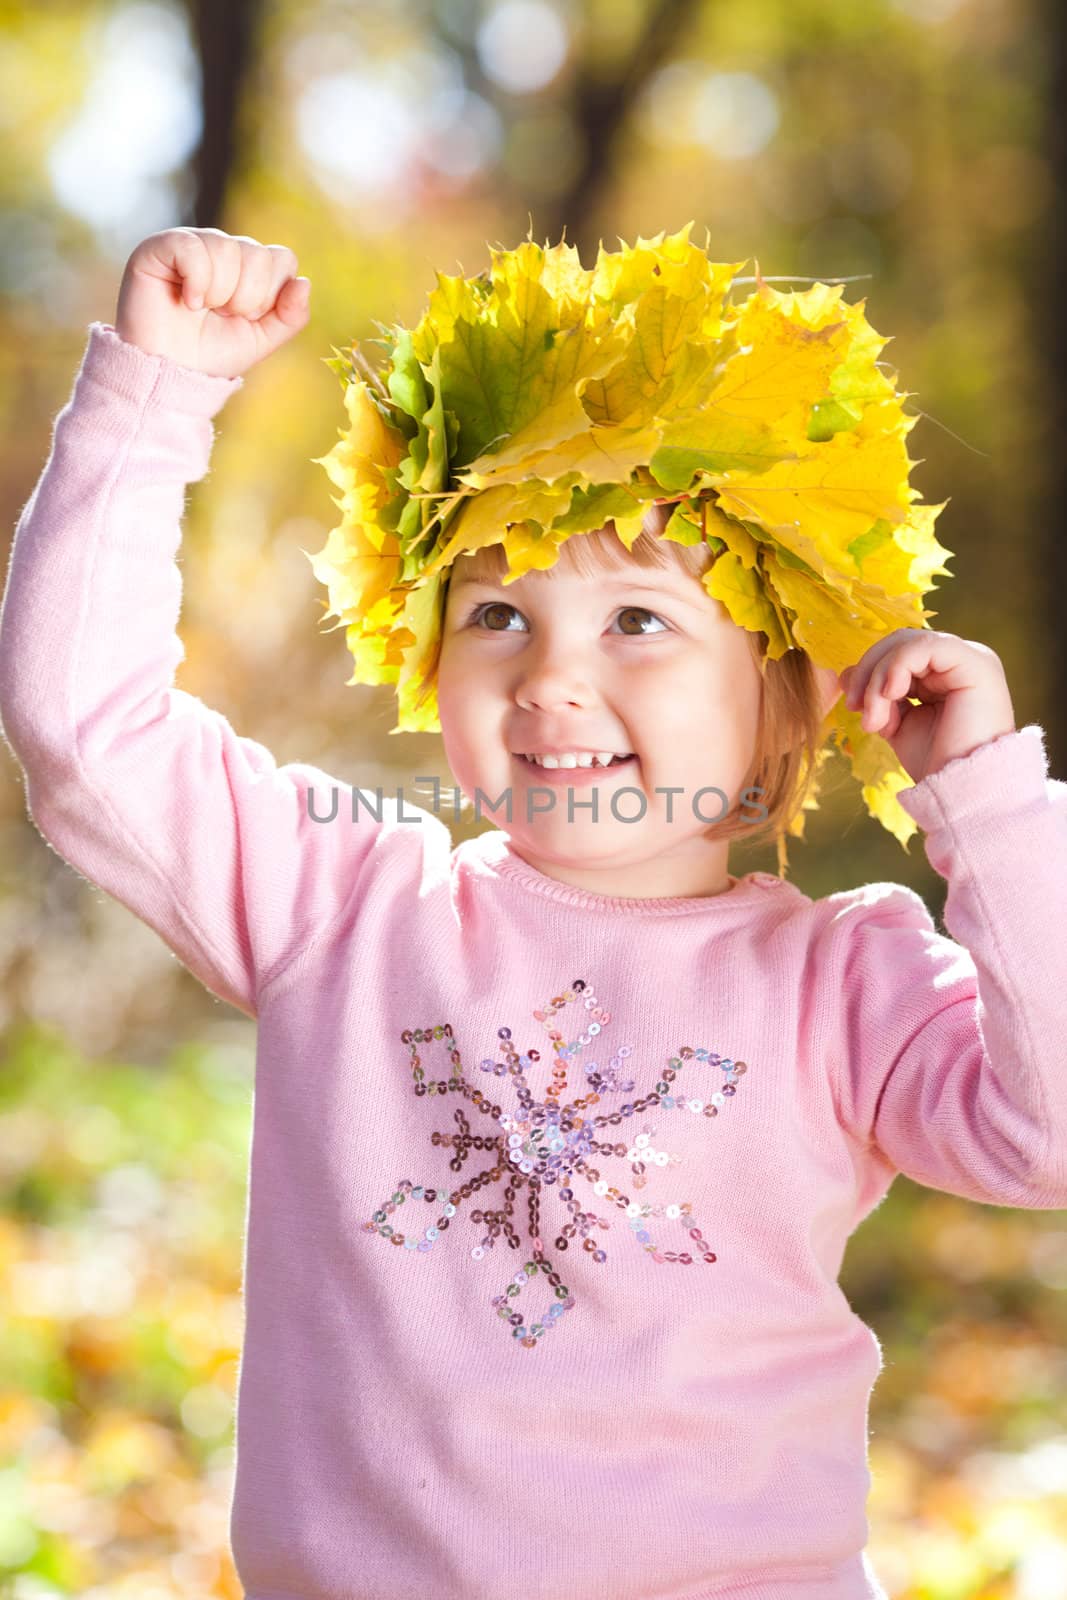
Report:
360,977,750,1348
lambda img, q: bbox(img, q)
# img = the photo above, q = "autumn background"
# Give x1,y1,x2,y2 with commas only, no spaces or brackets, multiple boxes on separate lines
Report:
2,0,1067,1595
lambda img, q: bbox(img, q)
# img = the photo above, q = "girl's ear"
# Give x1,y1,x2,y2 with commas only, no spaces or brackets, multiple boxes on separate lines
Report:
812,662,845,719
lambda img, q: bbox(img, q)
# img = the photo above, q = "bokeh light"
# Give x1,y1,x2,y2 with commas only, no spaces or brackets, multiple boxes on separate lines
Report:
476,0,570,94
46,2,199,253
640,61,780,160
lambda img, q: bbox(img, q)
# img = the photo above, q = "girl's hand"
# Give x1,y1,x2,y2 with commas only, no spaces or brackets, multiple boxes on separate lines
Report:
839,628,1017,784
114,227,311,379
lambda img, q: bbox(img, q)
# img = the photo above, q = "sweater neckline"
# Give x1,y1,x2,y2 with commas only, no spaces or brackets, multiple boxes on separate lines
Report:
458,829,790,916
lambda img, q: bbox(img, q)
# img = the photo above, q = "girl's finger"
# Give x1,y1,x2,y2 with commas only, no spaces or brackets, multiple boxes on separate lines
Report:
218,239,275,319
881,696,903,740
880,658,904,703
264,245,301,311
849,631,925,709
864,658,898,726
862,663,885,727
203,232,244,313
848,658,881,711
160,229,212,311
251,275,311,351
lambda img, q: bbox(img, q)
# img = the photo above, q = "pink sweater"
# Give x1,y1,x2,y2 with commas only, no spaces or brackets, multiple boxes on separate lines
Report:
3,323,1067,1600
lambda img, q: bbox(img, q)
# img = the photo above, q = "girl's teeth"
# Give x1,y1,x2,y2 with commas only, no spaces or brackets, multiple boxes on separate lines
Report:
525,751,624,768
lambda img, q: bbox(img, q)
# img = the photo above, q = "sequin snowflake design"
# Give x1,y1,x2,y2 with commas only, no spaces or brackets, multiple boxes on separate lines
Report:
361,978,748,1350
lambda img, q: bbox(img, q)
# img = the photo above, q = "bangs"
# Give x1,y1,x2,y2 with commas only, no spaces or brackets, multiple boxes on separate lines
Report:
451,504,718,586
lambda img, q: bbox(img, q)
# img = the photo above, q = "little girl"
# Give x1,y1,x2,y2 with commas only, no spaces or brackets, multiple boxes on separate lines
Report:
2,224,1065,1600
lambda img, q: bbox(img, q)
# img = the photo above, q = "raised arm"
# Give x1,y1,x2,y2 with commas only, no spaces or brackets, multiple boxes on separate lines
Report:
0,232,446,1020
813,726,1067,1210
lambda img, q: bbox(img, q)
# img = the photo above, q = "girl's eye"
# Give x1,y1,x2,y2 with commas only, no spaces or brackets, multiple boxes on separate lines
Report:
467,602,669,635
471,602,525,632
613,606,668,636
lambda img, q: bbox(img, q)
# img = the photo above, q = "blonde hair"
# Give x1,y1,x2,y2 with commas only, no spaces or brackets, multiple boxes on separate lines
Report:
412,504,830,862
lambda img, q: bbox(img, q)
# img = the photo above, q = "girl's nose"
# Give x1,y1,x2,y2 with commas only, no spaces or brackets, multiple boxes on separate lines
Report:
514,636,594,711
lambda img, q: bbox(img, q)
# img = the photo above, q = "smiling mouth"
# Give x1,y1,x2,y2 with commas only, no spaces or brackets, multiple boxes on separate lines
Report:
513,753,637,770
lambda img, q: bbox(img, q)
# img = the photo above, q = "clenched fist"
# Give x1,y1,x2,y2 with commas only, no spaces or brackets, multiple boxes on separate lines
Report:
114,227,311,379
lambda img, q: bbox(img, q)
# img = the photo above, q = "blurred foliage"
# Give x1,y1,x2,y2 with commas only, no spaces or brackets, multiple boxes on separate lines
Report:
2,1024,1066,1596
1,0,1066,1595
0,1025,249,1597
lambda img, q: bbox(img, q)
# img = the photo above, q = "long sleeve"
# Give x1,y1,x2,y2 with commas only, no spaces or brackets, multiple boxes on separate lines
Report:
815,723,1067,1209
0,323,444,1021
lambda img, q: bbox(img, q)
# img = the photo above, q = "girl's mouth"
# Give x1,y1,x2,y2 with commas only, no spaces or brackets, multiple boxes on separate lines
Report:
512,752,638,785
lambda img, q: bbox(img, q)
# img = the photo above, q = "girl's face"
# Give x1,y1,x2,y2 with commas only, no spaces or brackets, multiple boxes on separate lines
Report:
436,534,765,901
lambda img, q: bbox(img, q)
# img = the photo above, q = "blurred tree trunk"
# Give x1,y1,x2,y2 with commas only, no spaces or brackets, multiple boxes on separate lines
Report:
444,0,702,265
1036,0,1067,772
540,0,701,262
184,0,266,228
